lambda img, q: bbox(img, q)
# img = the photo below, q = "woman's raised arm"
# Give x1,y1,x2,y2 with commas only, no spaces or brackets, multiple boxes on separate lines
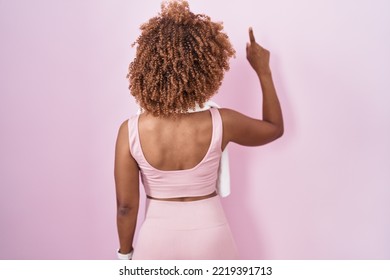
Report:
221,27,284,148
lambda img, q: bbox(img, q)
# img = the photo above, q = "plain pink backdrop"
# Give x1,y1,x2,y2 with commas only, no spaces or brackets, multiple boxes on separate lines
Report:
1,0,389,259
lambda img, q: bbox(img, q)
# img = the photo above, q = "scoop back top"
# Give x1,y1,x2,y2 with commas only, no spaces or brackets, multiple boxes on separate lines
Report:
128,108,223,199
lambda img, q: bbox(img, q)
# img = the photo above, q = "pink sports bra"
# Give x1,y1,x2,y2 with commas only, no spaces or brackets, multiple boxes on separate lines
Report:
127,108,223,199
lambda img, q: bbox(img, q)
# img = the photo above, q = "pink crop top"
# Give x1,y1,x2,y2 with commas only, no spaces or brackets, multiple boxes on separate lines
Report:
127,108,223,199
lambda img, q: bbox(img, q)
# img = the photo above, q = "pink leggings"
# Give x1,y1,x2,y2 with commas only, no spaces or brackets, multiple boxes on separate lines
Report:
132,196,238,260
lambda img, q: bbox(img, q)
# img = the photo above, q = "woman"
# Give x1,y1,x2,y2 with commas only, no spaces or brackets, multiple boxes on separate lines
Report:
114,0,283,260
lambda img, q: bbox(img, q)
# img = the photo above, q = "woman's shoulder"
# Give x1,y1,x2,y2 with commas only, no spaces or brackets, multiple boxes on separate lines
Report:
117,114,139,140
217,108,242,123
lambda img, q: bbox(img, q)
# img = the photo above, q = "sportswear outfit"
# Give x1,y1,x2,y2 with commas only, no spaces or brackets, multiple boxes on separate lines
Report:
127,108,238,259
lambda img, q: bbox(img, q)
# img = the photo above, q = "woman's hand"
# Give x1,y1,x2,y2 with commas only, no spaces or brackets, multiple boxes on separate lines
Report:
246,27,271,76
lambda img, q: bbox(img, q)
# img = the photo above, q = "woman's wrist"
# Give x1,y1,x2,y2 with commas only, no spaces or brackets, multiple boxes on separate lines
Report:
256,69,272,79
117,248,134,260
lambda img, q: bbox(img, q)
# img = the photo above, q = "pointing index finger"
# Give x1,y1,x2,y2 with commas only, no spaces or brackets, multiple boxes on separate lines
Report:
249,27,256,44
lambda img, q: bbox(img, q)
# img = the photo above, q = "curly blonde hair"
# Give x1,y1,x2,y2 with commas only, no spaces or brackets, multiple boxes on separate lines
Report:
126,0,235,117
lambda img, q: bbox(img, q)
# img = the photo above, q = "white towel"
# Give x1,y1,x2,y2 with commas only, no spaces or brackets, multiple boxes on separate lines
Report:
136,100,231,197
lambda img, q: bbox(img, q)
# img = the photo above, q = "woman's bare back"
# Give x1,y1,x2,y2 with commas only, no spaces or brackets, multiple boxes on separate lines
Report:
137,110,215,171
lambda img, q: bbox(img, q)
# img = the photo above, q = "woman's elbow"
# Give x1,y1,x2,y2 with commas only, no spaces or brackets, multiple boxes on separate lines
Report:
117,202,139,216
276,125,284,139
269,124,284,141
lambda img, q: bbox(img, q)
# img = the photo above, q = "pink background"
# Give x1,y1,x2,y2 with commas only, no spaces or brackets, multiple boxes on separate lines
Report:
1,0,389,259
